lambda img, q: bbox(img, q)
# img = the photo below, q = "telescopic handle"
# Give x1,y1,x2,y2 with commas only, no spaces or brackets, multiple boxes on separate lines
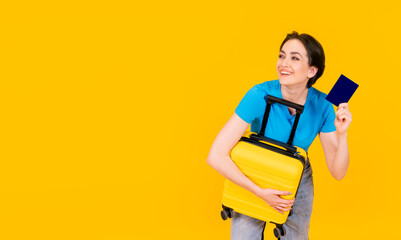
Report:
259,95,305,146
266,95,304,113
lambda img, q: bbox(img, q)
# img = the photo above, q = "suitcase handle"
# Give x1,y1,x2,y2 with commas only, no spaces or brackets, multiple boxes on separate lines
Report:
259,95,304,146
249,134,297,154
265,95,304,113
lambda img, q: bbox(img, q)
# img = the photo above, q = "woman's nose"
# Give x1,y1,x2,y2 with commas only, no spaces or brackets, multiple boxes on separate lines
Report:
280,57,289,67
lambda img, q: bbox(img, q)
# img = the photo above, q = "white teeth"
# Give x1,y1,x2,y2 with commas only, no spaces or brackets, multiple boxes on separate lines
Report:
281,72,291,75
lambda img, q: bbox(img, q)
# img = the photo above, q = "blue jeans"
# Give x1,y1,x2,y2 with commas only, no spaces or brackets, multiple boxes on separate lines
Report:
231,160,314,240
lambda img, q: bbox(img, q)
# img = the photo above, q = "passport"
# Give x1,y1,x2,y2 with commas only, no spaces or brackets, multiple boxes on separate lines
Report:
325,74,358,107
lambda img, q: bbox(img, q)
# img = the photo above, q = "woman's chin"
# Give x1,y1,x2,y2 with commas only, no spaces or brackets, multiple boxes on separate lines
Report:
278,78,291,86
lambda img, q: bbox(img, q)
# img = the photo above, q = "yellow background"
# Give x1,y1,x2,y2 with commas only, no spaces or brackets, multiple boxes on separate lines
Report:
1,0,400,239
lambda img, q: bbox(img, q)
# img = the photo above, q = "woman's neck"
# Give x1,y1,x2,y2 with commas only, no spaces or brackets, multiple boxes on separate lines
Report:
281,85,309,106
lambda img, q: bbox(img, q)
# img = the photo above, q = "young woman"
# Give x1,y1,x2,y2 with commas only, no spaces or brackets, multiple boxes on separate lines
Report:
207,31,352,240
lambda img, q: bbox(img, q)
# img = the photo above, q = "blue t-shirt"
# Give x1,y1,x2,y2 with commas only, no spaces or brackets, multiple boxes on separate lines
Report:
235,80,336,151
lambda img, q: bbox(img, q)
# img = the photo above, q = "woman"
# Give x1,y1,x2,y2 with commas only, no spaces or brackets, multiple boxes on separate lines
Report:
207,31,351,240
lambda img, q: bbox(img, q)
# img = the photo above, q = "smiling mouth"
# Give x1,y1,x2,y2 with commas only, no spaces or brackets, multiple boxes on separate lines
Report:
280,71,293,76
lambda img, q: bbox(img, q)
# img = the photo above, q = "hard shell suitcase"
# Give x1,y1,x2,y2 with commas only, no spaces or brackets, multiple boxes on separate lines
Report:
221,95,307,239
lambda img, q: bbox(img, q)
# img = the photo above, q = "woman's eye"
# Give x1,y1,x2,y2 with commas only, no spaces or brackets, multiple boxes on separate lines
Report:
279,54,284,58
292,57,299,60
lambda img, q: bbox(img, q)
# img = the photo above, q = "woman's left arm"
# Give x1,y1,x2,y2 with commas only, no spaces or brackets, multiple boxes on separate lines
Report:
319,103,352,180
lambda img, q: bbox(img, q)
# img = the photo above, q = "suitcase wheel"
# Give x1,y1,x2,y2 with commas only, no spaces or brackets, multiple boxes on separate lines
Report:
280,226,286,236
273,228,281,238
221,210,228,220
227,209,234,218
273,225,286,239
220,207,235,220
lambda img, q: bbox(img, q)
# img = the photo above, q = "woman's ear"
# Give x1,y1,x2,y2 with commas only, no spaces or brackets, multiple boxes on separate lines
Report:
308,66,318,79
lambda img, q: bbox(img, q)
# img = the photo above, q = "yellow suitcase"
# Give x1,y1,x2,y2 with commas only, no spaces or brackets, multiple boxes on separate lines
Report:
221,95,307,239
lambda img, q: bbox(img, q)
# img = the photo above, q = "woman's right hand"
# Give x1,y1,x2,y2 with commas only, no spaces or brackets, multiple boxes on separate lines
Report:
255,188,295,214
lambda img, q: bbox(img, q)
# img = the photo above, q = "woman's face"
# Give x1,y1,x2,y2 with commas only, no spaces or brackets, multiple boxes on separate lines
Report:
276,39,317,88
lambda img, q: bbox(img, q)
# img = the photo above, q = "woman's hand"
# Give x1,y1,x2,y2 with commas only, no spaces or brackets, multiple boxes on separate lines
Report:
255,188,295,214
334,103,352,135
320,103,351,180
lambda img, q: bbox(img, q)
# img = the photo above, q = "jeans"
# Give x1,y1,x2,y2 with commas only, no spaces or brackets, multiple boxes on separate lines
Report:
231,160,314,240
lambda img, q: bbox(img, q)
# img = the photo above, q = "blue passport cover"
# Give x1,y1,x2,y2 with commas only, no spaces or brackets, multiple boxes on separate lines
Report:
325,74,359,106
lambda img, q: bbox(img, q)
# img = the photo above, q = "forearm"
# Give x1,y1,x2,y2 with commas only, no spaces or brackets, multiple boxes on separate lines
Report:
208,155,262,196
328,133,349,180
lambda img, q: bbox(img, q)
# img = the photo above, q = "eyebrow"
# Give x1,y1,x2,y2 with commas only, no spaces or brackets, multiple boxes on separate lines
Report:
280,50,303,58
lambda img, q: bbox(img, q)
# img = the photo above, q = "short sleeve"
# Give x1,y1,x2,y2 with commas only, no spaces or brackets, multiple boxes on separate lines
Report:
235,86,265,124
320,102,336,133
